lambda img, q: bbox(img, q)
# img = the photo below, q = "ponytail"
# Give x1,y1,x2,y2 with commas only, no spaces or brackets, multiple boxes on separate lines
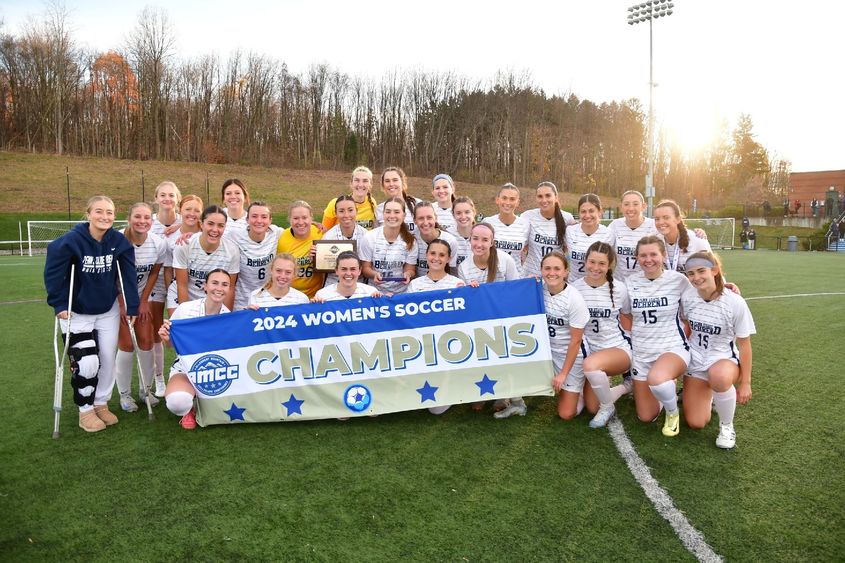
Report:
538,181,567,246
655,199,690,252
585,241,617,308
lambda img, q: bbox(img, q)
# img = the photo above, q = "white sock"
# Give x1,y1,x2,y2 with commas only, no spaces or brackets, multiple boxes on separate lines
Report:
153,342,164,376
609,384,628,403
575,392,584,415
585,370,613,405
713,388,737,426
649,380,678,414
138,349,155,392
114,350,134,396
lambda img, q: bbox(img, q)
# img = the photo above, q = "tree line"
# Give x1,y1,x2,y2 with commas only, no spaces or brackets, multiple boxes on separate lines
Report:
0,4,789,207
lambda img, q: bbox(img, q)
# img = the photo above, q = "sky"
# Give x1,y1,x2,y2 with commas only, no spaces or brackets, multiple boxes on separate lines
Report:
2,0,843,172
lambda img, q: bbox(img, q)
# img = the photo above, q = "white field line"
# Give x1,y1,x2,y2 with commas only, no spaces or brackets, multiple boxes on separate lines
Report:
0,298,44,306
608,418,723,563
745,292,845,301
0,263,31,266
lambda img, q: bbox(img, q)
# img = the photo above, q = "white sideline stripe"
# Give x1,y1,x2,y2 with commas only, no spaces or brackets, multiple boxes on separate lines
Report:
745,292,845,301
608,418,723,563
0,263,30,266
0,299,44,306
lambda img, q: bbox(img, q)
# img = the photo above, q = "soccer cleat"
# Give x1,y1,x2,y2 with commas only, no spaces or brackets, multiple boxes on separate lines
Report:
154,374,166,398
589,405,615,428
180,409,197,430
621,376,634,396
716,423,736,449
662,410,680,437
493,402,527,419
139,393,160,408
79,410,106,433
492,399,510,412
120,393,138,412
94,405,119,426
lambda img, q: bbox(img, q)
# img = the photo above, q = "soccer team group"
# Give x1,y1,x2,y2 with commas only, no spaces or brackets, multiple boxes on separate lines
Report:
44,166,755,447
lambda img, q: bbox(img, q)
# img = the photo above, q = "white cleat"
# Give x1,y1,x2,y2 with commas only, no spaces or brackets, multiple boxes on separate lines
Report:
716,423,736,449
589,405,616,428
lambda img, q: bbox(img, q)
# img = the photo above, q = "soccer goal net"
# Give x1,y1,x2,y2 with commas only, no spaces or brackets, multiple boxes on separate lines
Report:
686,218,735,249
27,220,128,256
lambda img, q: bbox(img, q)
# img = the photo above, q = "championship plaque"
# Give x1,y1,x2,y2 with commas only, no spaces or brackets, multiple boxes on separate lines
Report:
313,240,357,272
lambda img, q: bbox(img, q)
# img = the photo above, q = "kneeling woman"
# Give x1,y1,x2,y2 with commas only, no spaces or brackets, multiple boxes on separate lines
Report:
542,252,592,421
158,269,232,429
314,251,382,301
681,251,755,449
248,254,310,308
623,235,692,437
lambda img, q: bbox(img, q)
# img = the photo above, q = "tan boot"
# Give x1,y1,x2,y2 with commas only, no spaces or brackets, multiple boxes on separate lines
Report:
79,410,106,433
94,405,119,426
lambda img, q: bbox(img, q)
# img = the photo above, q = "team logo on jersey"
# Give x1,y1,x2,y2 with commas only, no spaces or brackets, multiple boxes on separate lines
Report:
343,384,373,413
188,354,240,396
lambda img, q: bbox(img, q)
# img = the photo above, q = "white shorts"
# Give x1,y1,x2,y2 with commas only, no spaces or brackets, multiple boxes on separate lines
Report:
169,356,186,378
630,347,691,382
166,281,179,310
554,355,585,393
148,276,167,303
687,350,738,379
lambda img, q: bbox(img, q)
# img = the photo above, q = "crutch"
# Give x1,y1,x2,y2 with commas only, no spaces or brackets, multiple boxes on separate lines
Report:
53,264,75,439
116,263,155,421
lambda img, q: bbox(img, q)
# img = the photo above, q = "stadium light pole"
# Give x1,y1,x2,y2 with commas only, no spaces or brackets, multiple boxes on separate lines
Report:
628,0,674,217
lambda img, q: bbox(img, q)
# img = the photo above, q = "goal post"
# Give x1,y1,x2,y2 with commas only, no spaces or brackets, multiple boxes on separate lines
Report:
685,218,735,250
27,220,128,256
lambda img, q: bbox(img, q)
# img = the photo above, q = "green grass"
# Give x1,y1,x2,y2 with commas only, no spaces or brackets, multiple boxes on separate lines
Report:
1,252,843,561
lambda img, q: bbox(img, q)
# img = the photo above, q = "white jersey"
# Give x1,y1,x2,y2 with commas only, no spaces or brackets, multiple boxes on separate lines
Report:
131,233,167,297
321,223,369,286
571,277,631,354
248,286,310,308
457,250,519,285
358,227,418,294
151,214,180,238
315,282,380,301
623,270,691,362
229,225,282,310
447,229,471,267
543,283,589,362
486,214,529,277
522,208,574,278
375,198,421,233
170,298,230,374
150,214,180,297
434,204,457,232
682,287,756,374
607,217,657,281
415,230,459,277
408,274,464,293
565,223,611,283
660,230,712,273
171,236,240,302
223,211,249,239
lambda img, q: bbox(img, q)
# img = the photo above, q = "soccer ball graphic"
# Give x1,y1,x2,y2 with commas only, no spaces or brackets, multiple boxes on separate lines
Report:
344,384,372,413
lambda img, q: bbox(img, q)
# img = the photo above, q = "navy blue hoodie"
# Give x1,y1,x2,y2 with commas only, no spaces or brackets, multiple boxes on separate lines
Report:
44,223,139,316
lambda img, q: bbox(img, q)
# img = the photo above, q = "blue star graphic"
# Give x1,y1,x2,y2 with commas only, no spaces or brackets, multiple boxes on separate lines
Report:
416,381,439,403
475,374,498,396
282,394,305,416
223,402,246,422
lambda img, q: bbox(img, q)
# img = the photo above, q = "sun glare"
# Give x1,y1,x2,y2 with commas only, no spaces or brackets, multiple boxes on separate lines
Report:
660,102,723,158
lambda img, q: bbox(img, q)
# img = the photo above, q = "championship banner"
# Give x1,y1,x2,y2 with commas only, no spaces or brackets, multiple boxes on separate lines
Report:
169,278,555,426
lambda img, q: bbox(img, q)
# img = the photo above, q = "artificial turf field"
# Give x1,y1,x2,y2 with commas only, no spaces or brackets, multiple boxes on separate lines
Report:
1,250,843,562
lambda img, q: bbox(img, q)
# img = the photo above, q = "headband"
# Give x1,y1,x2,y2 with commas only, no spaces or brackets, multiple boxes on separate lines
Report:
685,257,715,270
432,174,454,188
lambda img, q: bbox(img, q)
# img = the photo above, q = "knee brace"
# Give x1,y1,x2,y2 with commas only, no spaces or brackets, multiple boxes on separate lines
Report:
165,391,194,417
66,330,99,407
